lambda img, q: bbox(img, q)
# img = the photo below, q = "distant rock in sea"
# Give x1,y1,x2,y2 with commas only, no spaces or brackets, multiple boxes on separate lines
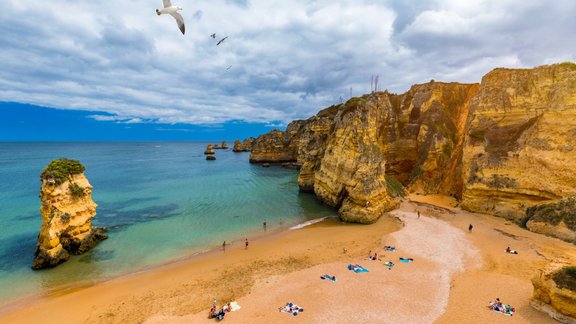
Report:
221,140,228,149
32,159,108,270
204,145,215,155
248,63,576,232
206,155,216,160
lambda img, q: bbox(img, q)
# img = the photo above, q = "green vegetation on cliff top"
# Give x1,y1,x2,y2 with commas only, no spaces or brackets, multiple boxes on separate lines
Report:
554,266,576,291
41,158,85,185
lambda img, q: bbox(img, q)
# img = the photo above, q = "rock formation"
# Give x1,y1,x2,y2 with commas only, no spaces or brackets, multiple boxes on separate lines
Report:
524,197,576,242
242,137,255,151
33,159,108,269
249,63,576,233
531,263,576,323
214,144,220,149
461,63,576,221
233,140,244,152
204,144,214,155
221,140,228,149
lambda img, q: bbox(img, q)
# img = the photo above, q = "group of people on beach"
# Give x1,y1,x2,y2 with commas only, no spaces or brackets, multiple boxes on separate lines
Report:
488,298,515,315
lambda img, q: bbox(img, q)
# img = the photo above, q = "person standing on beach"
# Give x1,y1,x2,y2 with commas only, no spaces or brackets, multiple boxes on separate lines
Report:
263,220,267,230
245,238,249,249
468,224,473,232
222,241,226,252
417,211,420,219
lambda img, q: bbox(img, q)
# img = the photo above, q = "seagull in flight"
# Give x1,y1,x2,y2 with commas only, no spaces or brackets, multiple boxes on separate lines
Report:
217,36,229,46
210,33,216,39
226,65,232,71
156,0,185,35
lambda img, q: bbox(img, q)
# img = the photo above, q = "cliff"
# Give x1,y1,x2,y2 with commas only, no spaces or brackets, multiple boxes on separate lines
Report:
249,63,576,233
461,63,576,221
524,197,576,243
531,264,576,323
32,159,107,269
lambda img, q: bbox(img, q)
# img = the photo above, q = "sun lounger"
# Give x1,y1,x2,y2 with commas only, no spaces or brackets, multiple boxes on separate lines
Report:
347,264,369,273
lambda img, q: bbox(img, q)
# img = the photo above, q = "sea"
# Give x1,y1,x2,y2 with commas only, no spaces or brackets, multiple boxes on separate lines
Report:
0,142,336,306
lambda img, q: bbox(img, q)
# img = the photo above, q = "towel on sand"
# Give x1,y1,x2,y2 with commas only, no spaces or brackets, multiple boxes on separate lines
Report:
280,302,304,316
229,301,241,312
384,261,395,268
320,275,337,282
348,264,369,273
399,257,413,263
489,301,515,316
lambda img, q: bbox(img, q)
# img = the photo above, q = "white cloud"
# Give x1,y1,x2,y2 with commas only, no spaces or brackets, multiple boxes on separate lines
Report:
0,0,575,126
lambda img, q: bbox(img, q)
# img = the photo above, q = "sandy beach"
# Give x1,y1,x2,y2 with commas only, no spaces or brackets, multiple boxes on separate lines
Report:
1,195,575,323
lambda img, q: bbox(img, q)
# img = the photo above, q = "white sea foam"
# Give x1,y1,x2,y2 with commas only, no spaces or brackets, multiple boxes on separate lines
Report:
289,216,336,230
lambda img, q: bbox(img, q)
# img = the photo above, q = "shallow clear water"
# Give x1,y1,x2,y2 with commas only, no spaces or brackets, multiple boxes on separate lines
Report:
0,142,335,306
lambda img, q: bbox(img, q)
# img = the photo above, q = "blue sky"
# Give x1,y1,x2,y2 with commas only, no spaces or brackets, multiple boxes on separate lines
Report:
1,0,575,140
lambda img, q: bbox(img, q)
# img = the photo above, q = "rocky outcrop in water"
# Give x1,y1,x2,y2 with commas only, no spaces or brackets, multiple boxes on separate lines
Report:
250,63,576,232
221,140,228,149
32,159,107,269
204,145,214,155
531,263,576,323
233,138,255,152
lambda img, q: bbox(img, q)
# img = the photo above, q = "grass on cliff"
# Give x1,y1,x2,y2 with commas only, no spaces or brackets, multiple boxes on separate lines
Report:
69,182,85,199
386,175,406,198
41,158,85,186
553,266,576,291
523,197,576,231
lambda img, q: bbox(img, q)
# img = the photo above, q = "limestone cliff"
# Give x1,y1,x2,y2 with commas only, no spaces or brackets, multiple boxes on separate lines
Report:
33,159,107,269
531,264,576,323
249,63,576,232
461,63,576,221
233,138,255,152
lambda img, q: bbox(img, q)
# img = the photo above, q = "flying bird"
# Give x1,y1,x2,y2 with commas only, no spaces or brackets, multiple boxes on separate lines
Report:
156,0,185,35
217,36,229,46
210,33,216,39
226,65,232,71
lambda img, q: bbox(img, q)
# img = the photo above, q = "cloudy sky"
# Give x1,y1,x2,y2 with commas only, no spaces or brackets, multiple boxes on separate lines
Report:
0,0,575,139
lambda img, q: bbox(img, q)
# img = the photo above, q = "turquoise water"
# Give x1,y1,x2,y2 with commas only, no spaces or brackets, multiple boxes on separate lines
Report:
0,142,335,306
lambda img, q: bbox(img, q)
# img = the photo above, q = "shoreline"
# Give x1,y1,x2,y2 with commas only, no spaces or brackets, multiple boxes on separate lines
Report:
1,196,575,323
0,214,339,313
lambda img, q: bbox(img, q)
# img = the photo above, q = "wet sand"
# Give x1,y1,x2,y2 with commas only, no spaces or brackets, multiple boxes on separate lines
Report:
2,195,575,323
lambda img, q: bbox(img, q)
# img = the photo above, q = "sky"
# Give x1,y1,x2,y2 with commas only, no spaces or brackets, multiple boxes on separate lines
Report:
0,0,575,140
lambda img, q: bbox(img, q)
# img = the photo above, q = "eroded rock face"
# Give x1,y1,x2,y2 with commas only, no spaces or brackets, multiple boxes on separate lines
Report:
462,64,576,221
531,263,576,323
221,140,229,149
249,63,576,230
33,160,107,269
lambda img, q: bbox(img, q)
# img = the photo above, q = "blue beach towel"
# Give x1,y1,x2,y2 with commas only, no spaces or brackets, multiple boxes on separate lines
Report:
399,258,413,263
385,246,397,252
384,261,394,268
347,264,369,273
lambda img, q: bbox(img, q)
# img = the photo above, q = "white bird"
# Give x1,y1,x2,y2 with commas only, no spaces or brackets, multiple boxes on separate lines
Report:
156,0,185,35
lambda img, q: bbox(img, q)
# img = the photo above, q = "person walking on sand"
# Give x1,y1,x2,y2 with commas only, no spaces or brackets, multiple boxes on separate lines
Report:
245,238,249,249
417,211,420,219
222,240,226,252
263,220,267,230
468,224,473,232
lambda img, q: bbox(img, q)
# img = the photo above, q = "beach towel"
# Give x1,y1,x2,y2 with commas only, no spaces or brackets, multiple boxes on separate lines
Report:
489,302,515,316
399,257,413,263
384,261,394,269
280,302,304,316
348,264,369,273
320,275,337,282
505,250,519,254
229,301,241,312
385,246,396,252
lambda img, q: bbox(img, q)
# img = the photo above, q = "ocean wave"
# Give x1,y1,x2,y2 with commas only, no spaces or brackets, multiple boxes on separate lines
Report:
289,216,335,230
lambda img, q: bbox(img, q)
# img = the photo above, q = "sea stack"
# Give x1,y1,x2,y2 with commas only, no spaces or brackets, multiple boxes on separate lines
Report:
233,139,245,152
221,140,228,149
204,145,214,155
32,159,108,270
